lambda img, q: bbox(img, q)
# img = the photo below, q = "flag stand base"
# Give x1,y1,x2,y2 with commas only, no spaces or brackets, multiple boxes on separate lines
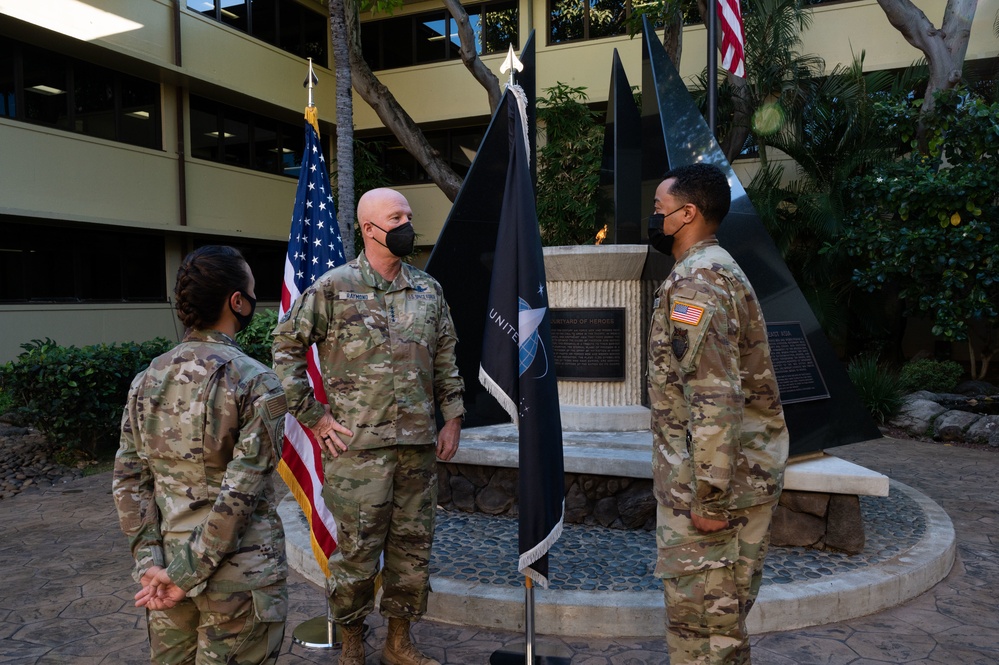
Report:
489,577,571,664
291,617,369,650
489,647,571,664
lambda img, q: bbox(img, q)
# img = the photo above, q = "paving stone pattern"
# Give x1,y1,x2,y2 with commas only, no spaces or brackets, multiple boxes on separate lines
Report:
0,437,996,664
429,488,923,591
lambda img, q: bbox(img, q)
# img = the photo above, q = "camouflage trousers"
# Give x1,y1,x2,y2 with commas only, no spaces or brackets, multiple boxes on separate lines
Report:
323,444,437,625
146,583,287,664
655,501,777,665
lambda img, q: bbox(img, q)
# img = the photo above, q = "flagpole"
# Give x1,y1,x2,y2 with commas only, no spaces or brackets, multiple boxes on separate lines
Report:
487,50,570,665
524,576,535,663
707,0,718,136
286,58,367,651
489,575,570,665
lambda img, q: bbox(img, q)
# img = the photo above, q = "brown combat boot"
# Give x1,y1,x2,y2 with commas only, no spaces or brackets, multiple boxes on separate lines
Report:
380,617,440,665
338,622,366,665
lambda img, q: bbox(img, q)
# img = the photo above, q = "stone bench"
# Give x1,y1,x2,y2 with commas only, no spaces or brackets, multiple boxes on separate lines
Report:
444,424,888,552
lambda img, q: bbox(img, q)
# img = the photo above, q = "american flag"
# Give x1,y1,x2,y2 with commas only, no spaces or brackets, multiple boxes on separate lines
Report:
275,106,345,578
670,301,705,326
717,0,746,78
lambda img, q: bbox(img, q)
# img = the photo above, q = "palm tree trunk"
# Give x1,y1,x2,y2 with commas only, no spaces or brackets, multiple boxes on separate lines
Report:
329,0,356,260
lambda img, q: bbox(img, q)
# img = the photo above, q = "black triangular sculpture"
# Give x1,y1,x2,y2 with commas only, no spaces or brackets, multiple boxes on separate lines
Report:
638,17,881,454
424,33,537,427
601,49,643,244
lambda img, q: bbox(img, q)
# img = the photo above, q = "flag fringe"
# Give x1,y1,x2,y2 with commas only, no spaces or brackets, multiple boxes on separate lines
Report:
478,366,519,426
277,459,331,578
508,85,531,164
518,499,565,589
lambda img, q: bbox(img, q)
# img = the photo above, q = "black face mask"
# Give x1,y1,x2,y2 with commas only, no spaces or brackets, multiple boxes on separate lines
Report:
371,222,416,257
647,213,672,255
647,205,686,255
230,291,257,333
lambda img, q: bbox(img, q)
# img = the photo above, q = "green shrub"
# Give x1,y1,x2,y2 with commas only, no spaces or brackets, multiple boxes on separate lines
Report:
898,358,964,394
847,355,904,425
0,337,174,456
0,388,13,417
235,308,279,367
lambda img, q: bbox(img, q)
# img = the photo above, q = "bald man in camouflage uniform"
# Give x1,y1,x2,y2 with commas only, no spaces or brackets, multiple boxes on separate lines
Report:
647,164,788,665
114,247,289,664
272,188,464,665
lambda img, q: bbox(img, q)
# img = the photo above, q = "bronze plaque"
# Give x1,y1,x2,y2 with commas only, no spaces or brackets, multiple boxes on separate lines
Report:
550,308,626,381
767,322,831,404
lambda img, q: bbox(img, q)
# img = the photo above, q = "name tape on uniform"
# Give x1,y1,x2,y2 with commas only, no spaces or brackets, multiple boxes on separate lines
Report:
338,291,375,301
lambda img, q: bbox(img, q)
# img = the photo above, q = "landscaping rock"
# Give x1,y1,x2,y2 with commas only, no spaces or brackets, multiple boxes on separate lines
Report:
905,390,941,403
771,505,825,547
0,425,83,500
954,380,998,396
449,475,475,512
780,490,830,518
966,415,999,448
933,410,982,441
891,399,948,436
824,495,865,554
616,482,656,529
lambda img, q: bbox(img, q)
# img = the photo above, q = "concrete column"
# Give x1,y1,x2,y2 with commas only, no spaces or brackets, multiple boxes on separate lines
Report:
543,244,650,431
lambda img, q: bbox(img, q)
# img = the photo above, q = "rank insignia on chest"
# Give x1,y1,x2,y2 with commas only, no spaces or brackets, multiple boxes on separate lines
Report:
671,327,689,360
670,301,704,326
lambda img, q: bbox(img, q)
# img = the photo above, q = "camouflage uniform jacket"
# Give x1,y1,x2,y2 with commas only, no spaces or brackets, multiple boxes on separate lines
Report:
113,329,289,595
272,250,465,448
648,238,788,522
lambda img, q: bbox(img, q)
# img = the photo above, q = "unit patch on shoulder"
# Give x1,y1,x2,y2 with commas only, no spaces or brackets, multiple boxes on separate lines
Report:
670,301,705,326
671,327,689,360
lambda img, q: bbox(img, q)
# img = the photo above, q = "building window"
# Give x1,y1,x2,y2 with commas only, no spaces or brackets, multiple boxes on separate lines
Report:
549,0,630,43
186,0,328,67
0,37,161,149
0,222,166,303
361,1,518,71
194,238,286,302
189,95,309,178
363,125,486,185
0,38,14,118
548,0,689,44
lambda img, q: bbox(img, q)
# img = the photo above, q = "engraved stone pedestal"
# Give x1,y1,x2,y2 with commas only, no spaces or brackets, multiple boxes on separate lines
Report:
543,244,649,431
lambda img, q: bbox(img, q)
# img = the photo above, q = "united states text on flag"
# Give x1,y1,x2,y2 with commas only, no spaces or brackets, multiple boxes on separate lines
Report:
717,0,746,78
479,86,565,588
276,105,346,578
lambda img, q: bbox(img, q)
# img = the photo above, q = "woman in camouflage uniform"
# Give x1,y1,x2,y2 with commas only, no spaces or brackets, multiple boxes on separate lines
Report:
113,245,289,664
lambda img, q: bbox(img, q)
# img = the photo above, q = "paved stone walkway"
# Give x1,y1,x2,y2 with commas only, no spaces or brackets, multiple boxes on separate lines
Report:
0,437,996,664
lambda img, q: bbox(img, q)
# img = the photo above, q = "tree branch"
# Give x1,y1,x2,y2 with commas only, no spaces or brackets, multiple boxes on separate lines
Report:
343,0,462,201
442,0,502,113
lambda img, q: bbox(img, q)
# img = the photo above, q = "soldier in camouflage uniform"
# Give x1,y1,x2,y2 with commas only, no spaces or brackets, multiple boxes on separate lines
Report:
113,245,288,664
646,164,789,664
272,188,464,665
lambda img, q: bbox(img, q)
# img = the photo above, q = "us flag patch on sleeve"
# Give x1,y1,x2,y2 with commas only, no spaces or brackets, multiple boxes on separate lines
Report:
670,301,705,326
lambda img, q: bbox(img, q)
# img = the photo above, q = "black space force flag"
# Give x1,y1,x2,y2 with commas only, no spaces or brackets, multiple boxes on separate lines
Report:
479,87,565,588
